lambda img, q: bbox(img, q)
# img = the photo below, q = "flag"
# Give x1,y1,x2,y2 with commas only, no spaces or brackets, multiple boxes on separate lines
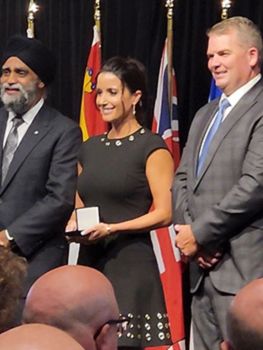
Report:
208,78,221,101
150,38,185,350
79,25,107,140
151,41,180,167
68,25,108,265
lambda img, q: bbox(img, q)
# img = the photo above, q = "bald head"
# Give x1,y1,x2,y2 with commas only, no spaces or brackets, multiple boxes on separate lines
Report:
23,265,119,350
226,278,263,350
0,324,85,350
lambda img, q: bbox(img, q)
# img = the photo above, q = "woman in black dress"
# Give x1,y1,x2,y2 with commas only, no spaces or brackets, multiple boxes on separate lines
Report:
69,57,174,349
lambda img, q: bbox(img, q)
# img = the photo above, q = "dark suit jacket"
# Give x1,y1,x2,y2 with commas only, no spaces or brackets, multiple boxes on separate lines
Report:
173,79,263,294
0,102,82,293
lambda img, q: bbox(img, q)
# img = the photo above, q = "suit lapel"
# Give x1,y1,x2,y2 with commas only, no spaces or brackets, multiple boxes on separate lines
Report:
195,80,263,187
191,100,219,180
0,110,9,185
0,104,52,192
0,109,8,161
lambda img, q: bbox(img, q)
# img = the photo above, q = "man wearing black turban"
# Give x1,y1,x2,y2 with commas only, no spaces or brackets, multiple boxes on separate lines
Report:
0,35,82,325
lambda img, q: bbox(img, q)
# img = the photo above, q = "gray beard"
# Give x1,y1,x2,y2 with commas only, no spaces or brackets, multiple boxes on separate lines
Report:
0,82,36,115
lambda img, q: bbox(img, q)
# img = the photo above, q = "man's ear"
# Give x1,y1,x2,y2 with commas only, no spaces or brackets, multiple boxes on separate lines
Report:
248,47,259,69
38,81,45,89
95,323,118,350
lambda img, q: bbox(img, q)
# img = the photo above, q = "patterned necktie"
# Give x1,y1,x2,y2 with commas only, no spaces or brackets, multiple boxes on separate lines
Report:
1,115,24,184
197,98,230,176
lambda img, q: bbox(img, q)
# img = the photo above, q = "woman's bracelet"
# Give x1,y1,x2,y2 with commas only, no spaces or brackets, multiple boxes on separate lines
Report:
106,225,111,235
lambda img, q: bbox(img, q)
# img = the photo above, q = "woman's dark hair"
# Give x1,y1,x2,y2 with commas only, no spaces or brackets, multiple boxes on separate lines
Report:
99,56,148,123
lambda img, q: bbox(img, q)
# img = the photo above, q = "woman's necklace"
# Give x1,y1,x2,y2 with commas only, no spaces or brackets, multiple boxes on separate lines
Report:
100,126,145,147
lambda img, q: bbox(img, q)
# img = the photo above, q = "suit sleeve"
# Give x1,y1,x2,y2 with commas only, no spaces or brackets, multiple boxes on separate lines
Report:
172,142,193,225
172,104,209,226
192,116,263,249
7,122,82,257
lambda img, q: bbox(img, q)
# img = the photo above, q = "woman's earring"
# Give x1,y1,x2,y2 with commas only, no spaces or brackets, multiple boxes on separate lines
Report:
132,104,136,115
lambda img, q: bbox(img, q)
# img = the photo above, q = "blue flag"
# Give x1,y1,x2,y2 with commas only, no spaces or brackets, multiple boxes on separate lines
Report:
208,79,222,101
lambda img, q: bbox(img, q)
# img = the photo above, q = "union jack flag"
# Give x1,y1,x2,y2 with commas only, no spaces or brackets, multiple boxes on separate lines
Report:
152,40,180,167
150,38,185,350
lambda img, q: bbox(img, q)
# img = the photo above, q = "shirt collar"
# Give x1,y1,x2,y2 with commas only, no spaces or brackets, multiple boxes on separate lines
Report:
8,98,44,124
221,74,262,108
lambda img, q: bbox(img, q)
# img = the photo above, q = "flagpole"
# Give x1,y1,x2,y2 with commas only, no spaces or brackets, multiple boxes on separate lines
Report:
79,0,106,139
94,0,101,40
27,0,39,38
209,1,233,100
221,0,232,20
165,0,174,118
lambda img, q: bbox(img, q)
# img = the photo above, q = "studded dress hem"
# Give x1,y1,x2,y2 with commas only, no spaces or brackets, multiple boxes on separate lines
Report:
119,311,171,345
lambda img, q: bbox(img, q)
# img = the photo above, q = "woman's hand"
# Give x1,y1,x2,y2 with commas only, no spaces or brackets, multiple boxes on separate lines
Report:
81,222,112,241
65,219,78,233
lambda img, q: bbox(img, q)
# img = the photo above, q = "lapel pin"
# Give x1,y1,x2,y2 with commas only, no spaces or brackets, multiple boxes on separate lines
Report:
34,130,39,135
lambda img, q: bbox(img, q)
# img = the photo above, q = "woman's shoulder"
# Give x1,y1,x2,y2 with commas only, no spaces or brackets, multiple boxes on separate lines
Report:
141,127,167,147
136,128,168,162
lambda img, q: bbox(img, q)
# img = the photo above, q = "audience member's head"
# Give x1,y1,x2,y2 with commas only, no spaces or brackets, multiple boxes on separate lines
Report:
23,265,120,350
224,278,263,350
0,247,27,333
0,323,85,350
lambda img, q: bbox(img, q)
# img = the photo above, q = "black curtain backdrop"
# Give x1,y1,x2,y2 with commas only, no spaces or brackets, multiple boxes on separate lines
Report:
1,1,263,147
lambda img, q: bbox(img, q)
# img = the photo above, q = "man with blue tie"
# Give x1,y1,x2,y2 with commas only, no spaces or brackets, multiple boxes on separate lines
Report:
173,17,263,349
0,35,82,324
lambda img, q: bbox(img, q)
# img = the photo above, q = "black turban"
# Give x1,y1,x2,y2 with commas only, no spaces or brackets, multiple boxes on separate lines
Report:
1,35,56,85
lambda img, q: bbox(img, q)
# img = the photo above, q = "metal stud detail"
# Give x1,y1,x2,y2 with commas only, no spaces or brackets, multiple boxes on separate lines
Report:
145,333,152,342
117,311,171,344
157,322,164,330
145,323,151,331
158,332,165,340
101,128,146,147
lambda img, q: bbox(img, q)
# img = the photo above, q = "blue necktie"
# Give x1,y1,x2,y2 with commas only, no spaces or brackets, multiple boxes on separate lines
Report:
197,98,230,176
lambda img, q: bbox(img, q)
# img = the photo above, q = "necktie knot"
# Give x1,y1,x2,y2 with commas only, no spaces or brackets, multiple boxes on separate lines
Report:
12,115,24,128
218,98,230,116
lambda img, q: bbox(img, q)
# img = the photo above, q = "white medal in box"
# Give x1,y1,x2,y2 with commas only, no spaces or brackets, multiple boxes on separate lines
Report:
76,206,100,231
68,206,99,266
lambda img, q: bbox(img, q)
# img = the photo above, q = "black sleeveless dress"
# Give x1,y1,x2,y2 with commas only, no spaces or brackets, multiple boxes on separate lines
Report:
77,127,172,347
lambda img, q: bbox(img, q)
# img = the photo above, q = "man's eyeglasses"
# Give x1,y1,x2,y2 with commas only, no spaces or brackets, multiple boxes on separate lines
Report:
94,315,130,339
